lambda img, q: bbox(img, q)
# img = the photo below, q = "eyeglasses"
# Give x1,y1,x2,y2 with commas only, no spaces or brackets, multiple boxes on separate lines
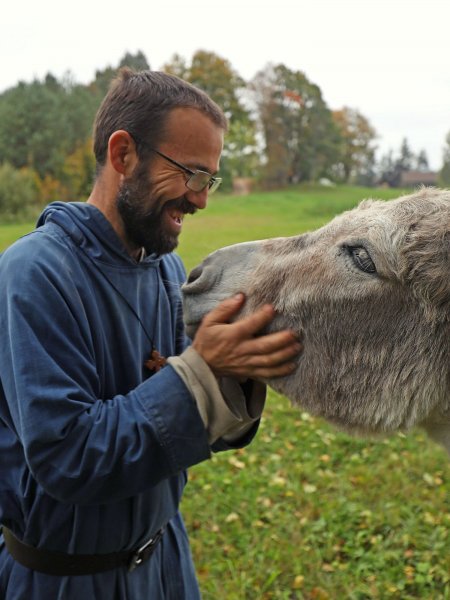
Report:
146,146,222,195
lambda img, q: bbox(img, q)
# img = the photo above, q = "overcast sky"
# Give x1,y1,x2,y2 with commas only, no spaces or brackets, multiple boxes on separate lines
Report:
2,0,450,169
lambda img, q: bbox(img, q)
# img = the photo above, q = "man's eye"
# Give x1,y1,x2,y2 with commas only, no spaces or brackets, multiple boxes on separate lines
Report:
345,246,377,274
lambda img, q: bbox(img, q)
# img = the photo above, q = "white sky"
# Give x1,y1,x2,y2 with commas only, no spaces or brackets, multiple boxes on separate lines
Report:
2,0,450,169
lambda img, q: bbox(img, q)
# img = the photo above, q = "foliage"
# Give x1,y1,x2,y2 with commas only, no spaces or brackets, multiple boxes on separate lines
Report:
416,150,429,172
0,51,150,183
119,51,150,72
0,163,43,222
60,138,96,200
0,74,100,180
0,47,442,205
332,107,378,185
378,139,431,187
164,50,259,187
89,51,151,99
251,64,342,187
439,132,450,186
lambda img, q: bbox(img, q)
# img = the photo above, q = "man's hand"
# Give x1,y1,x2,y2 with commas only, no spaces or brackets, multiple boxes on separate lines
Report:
191,293,302,379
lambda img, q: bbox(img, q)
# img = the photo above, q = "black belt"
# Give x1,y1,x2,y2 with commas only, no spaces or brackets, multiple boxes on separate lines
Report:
2,526,164,576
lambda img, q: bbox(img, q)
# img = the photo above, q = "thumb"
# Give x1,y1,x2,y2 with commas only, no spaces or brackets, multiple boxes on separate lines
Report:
201,293,246,326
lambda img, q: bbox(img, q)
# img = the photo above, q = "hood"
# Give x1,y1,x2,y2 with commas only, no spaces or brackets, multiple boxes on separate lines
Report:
37,202,161,268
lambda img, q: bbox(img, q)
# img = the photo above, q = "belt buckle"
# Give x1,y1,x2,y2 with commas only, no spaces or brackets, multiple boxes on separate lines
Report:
128,528,164,572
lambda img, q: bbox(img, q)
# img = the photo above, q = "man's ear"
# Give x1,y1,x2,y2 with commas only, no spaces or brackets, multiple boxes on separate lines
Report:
108,130,139,176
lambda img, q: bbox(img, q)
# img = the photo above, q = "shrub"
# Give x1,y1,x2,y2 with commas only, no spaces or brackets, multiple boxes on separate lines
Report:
0,163,43,222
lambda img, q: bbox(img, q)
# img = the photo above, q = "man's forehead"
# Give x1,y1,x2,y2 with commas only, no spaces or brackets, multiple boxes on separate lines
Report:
162,107,224,170
164,106,221,132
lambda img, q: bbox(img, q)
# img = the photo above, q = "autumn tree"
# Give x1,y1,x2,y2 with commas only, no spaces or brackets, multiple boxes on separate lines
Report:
251,63,342,187
332,107,377,184
0,52,152,185
0,163,42,221
60,138,96,200
164,50,259,187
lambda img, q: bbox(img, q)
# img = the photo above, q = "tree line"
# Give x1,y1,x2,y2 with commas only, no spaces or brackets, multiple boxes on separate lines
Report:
1,49,449,221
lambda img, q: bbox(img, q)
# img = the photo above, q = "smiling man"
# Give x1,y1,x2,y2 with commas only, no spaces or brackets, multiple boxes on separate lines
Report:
0,69,300,599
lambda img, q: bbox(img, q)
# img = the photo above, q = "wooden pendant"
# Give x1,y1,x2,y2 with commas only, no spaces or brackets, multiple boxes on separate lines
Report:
144,349,167,373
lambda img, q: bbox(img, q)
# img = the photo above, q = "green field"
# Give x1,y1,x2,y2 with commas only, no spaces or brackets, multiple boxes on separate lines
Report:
1,185,449,599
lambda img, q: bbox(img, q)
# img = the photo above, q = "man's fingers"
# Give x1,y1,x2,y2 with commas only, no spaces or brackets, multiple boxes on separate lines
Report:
201,293,246,326
230,303,277,336
250,361,298,379
239,330,301,356
244,340,302,366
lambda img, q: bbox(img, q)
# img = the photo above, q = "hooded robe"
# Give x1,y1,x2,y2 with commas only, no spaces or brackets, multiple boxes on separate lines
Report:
0,202,263,599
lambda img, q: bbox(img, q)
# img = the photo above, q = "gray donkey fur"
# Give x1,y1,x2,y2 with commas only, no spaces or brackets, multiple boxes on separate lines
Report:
182,188,450,455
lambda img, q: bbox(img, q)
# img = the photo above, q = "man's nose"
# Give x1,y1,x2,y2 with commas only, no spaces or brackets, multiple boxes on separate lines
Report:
185,188,208,210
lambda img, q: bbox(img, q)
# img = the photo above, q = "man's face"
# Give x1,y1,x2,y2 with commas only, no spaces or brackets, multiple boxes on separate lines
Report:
117,107,224,256
116,163,195,256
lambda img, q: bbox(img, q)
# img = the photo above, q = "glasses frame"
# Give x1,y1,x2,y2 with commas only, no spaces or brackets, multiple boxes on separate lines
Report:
133,136,222,194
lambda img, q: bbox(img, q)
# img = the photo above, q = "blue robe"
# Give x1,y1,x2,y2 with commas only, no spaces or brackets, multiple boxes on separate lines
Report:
0,202,257,599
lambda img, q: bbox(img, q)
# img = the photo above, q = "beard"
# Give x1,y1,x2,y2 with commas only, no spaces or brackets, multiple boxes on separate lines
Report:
116,163,196,256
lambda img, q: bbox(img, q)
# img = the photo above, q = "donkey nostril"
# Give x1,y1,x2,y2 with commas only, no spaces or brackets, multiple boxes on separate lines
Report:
187,264,203,284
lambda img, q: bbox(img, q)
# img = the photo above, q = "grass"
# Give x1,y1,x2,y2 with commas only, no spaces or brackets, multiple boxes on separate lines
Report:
185,394,449,599
1,184,449,599
177,185,404,272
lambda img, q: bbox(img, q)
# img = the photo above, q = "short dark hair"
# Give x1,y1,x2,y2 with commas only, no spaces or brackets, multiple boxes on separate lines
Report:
93,68,227,172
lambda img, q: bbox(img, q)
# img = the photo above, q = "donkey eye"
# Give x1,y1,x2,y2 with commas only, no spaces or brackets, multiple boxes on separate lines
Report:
346,246,377,274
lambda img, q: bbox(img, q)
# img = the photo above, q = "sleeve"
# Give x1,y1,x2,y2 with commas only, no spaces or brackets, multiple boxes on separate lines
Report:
167,347,266,445
0,242,211,505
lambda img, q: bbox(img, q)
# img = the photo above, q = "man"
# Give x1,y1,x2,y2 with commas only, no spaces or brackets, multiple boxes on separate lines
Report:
0,69,300,599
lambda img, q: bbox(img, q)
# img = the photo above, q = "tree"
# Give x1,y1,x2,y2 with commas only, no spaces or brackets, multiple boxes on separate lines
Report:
0,78,70,177
251,63,342,187
0,163,42,221
119,51,150,72
416,149,429,172
0,51,152,183
90,65,118,98
396,138,414,172
439,132,450,186
377,138,421,187
89,51,151,99
332,107,377,184
164,50,259,186
162,53,188,80
60,138,96,200
377,150,398,187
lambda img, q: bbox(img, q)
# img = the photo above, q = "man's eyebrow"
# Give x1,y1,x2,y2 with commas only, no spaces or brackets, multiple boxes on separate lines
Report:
191,162,219,176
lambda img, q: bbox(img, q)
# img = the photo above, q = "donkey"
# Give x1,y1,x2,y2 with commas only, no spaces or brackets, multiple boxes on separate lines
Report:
182,188,450,455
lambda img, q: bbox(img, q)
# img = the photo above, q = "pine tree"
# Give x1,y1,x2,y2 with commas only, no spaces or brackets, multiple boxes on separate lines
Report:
439,132,450,186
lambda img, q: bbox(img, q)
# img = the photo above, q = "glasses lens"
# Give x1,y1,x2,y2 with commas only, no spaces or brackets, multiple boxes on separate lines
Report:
187,171,214,193
208,177,222,194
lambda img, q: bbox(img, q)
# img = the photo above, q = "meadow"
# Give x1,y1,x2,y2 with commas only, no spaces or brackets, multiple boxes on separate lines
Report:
1,185,449,599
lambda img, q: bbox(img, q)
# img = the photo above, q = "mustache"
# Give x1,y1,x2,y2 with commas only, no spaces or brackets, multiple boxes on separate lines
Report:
164,197,197,215
139,196,197,221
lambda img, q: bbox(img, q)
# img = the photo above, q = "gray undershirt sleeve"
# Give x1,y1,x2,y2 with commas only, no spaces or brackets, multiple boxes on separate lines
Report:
167,347,266,445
